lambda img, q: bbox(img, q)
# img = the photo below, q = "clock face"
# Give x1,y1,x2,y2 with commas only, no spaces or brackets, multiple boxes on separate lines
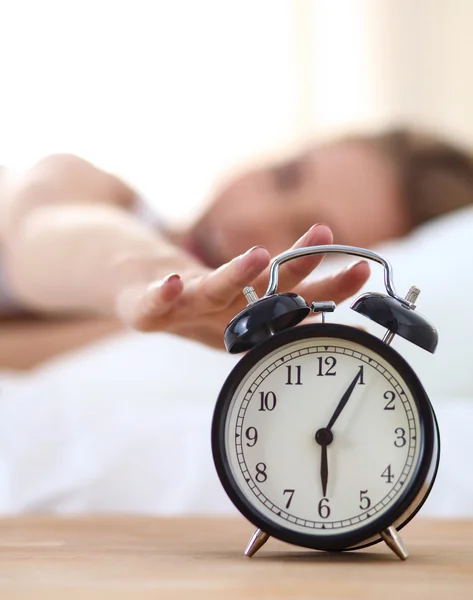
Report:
212,324,438,550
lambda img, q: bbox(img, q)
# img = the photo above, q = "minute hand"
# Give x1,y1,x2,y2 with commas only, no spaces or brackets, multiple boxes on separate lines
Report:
326,369,363,431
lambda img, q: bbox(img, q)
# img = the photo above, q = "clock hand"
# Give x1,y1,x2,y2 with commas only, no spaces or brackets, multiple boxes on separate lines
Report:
315,368,362,497
315,427,333,497
320,442,328,497
326,368,363,431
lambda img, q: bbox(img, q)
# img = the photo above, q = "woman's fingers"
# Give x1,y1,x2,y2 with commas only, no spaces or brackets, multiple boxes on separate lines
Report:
116,221,367,340
119,274,185,331
294,260,370,306
151,273,184,304
117,246,271,332
254,224,333,296
195,245,271,311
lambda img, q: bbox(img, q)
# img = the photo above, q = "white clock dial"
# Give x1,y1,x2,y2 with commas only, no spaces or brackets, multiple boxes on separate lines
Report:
224,336,422,536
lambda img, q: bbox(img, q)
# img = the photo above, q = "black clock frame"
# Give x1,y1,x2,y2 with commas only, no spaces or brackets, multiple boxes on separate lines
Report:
211,323,440,552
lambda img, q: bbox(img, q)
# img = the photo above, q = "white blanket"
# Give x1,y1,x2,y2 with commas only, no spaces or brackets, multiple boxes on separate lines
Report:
0,207,472,516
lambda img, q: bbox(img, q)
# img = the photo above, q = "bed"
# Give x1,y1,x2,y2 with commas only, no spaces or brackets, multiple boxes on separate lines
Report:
0,207,472,516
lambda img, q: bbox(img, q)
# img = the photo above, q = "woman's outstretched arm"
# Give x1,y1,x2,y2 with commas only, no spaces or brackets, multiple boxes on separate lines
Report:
0,154,370,348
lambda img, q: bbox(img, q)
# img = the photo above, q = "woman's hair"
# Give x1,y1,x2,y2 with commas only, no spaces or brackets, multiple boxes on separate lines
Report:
371,128,473,228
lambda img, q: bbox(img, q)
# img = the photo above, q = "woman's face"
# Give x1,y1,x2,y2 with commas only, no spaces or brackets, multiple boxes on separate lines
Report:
183,141,409,267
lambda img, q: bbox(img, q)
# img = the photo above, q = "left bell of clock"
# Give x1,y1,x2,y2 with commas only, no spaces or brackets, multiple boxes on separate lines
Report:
224,287,310,353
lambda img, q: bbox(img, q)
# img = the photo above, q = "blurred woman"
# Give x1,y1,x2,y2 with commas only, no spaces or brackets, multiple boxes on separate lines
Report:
0,127,471,348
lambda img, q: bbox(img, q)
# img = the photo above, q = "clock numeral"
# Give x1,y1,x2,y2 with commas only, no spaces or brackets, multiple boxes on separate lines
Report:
357,365,365,385
384,391,396,410
255,462,267,483
245,427,258,447
317,356,337,377
258,391,277,412
283,489,295,509
285,365,302,385
381,464,394,484
394,427,407,447
318,497,331,519
359,489,371,510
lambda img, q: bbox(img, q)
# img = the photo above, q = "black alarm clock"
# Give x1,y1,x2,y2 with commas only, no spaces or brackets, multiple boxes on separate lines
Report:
212,245,439,560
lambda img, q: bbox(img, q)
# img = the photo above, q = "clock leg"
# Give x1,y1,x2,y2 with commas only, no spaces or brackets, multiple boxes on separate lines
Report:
380,526,409,560
244,528,270,557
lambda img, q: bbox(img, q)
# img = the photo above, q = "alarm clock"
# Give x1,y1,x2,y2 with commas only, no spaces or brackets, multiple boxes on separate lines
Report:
211,245,439,560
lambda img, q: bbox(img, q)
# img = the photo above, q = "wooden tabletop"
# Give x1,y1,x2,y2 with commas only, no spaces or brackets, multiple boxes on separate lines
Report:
0,517,471,599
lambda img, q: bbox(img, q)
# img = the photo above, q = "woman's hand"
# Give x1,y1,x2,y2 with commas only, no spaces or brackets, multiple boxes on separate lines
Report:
114,224,370,349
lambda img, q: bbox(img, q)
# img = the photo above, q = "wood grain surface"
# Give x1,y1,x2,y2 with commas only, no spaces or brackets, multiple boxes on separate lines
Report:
0,516,471,599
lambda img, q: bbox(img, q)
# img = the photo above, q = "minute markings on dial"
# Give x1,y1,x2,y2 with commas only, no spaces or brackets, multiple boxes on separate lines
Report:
233,343,418,529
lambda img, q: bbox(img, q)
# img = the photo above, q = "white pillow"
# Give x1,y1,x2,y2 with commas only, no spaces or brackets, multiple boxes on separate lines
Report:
310,205,473,403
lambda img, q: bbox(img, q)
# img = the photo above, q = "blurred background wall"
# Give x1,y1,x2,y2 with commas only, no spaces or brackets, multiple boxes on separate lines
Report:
1,0,472,223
